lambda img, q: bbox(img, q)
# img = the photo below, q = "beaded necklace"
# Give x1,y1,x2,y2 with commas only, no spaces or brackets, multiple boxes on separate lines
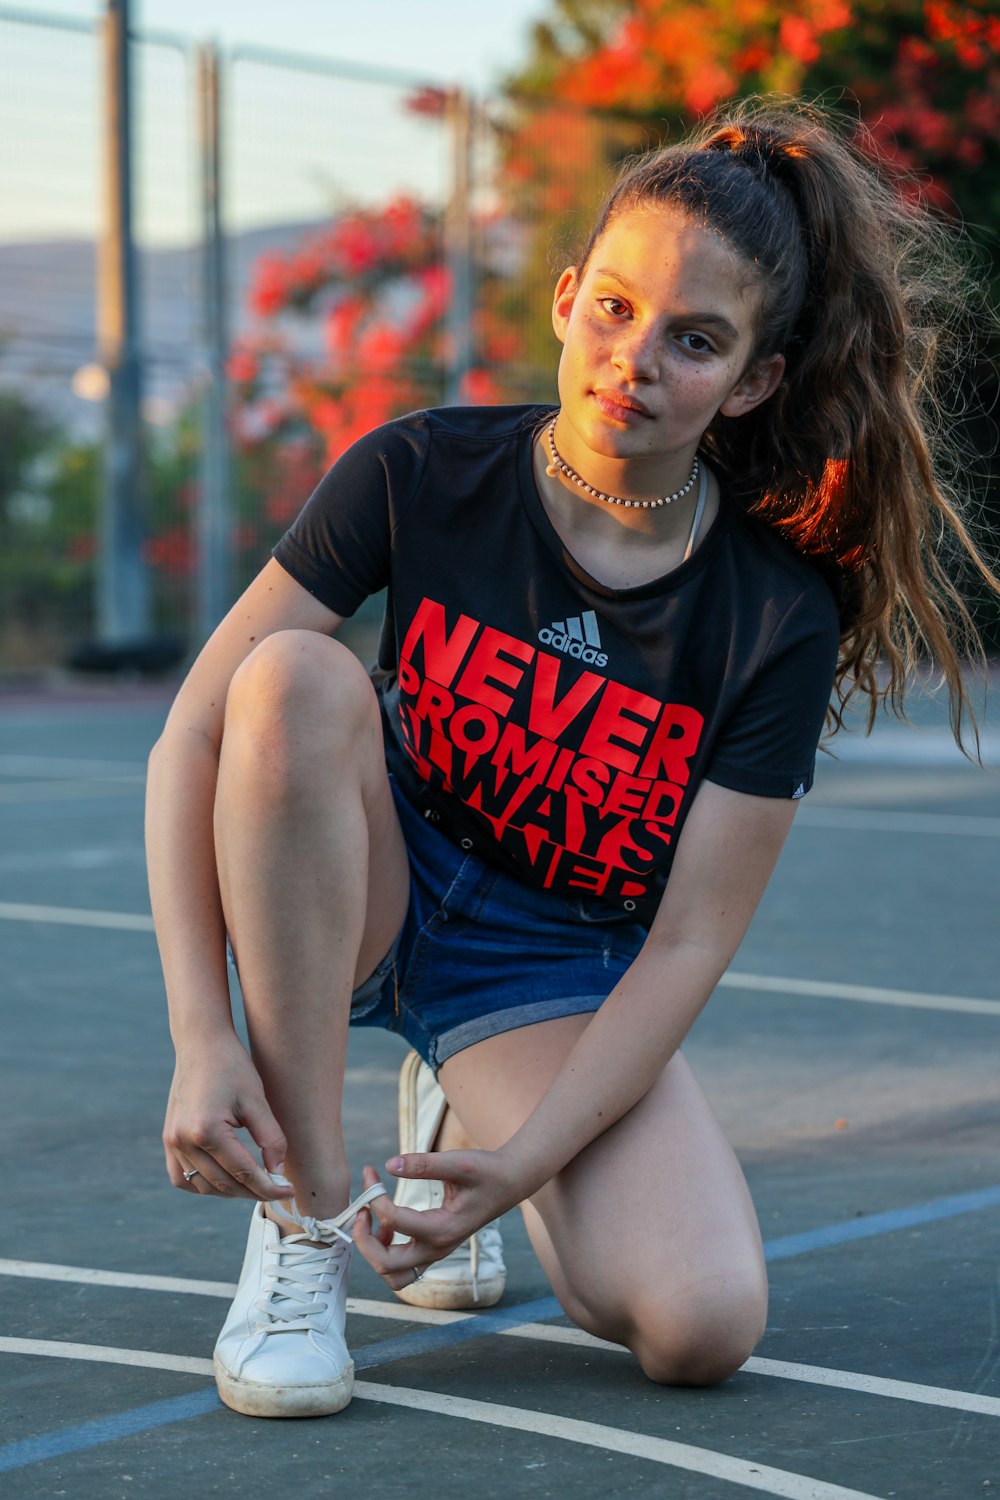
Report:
544,417,699,509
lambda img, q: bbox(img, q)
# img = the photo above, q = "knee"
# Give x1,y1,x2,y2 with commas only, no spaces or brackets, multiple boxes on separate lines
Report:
628,1279,767,1388
224,630,375,765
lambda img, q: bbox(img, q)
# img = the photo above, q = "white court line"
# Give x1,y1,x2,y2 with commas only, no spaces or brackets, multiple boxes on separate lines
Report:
0,755,148,778
506,1324,1000,1420
0,903,154,932
794,807,1000,837
0,1337,211,1377
2,901,996,1016
0,1337,884,1499
0,1257,465,1323
3,1259,999,1420
0,780,144,804
357,1379,884,1500
717,973,1000,1017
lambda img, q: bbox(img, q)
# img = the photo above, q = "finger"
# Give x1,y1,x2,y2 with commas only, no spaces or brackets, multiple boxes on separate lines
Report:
386,1150,478,1186
352,1219,433,1288
239,1099,289,1177
165,1129,293,1201
167,1148,253,1198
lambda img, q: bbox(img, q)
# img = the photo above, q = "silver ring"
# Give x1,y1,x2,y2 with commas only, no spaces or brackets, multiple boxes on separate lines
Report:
183,1168,201,1182
412,1267,424,1283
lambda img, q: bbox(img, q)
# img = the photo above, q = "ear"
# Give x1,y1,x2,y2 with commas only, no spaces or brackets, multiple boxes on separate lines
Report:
551,267,579,346
719,353,786,419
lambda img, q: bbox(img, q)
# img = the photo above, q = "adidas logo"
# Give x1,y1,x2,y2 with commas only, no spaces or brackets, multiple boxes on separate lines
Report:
792,782,806,799
538,609,608,667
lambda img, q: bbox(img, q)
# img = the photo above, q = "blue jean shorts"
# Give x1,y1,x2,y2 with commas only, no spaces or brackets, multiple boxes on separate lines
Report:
349,778,647,1074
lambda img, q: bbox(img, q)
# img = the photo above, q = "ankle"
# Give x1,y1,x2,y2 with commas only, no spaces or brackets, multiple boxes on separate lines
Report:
264,1172,352,1235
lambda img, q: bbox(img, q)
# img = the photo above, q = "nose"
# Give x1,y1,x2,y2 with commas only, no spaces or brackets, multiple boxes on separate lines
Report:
611,323,660,383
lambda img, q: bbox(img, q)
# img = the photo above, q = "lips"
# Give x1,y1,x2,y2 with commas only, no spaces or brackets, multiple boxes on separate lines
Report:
592,388,653,419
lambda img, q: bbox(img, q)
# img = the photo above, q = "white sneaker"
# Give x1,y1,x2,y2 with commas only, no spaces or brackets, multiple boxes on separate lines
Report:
213,1176,386,1418
392,1050,506,1310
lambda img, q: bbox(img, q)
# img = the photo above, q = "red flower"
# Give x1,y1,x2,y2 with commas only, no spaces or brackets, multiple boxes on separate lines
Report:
227,346,259,384
249,257,290,318
779,15,821,65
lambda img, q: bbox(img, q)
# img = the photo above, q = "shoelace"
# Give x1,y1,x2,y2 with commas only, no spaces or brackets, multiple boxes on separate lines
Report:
254,1178,386,1335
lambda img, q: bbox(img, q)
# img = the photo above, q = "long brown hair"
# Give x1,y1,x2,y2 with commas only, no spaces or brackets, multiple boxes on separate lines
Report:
579,97,999,754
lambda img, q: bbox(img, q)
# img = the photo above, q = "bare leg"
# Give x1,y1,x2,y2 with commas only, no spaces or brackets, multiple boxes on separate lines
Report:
439,1015,767,1386
214,630,409,1220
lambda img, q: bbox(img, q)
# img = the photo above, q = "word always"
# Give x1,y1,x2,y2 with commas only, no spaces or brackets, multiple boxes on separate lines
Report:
397,597,704,903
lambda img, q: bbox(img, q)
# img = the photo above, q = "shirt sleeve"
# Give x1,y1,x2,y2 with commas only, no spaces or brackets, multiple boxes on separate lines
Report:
703,584,841,800
272,414,428,617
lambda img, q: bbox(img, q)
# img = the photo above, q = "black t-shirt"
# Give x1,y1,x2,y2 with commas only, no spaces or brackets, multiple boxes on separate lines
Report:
274,404,840,926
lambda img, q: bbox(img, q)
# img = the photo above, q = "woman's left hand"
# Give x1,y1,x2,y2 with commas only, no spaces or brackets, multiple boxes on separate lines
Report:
352,1151,519,1291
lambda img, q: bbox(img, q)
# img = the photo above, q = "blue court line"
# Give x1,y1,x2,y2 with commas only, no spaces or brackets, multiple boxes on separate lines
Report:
0,1390,221,1474
763,1183,1000,1262
3,1180,999,1473
354,1292,563,1372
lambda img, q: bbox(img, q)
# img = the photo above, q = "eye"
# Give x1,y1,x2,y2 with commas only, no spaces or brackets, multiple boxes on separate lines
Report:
677,331,715,354
597,296,631,318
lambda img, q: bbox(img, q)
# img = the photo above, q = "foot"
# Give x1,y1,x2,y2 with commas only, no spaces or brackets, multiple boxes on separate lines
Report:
392,1051,506,1310
214,1175,385,1418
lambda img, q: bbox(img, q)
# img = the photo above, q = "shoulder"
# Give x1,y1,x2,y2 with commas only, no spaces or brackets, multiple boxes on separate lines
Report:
724,501,841,643
419,402,555,447
334,403,553,474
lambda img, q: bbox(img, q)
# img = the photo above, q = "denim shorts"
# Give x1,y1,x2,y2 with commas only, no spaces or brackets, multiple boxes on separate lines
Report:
349,778,647,1074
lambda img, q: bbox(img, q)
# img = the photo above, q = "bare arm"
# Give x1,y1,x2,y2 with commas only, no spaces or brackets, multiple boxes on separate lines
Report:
495,781,797,1200
146,559,345,1196
359,780,798,1274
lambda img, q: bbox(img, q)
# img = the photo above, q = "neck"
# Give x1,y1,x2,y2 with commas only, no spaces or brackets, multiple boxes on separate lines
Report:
550,412,701,511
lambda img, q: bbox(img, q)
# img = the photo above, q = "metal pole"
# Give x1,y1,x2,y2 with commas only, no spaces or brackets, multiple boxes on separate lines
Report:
196,41,231,641
444,90,474,405
97,0,149,642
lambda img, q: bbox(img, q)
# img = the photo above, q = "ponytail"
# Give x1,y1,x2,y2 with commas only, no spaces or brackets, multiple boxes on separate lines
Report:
582,98,999,755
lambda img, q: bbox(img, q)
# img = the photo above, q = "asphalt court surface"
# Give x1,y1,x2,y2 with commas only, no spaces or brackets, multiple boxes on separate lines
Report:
1,669,998,1498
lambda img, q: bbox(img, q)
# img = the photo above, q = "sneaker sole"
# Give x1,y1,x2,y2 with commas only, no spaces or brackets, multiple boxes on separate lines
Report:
393,1270,506,1310
214,1358,354,1418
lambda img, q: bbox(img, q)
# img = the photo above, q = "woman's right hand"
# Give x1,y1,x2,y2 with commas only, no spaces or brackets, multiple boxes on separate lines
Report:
162,1033,294,1202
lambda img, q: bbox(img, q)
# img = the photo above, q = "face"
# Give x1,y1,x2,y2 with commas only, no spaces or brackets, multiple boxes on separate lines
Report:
551,204,784,475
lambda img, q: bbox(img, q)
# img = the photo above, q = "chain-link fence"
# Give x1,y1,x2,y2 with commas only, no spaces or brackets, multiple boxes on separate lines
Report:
0,8,643,672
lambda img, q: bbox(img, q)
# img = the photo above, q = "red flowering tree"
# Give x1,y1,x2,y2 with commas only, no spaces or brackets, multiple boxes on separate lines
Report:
224,185,517,589
512,0,999,284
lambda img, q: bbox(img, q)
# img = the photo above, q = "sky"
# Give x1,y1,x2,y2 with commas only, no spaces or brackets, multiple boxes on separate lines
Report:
1,0,550,242
24,0,547,92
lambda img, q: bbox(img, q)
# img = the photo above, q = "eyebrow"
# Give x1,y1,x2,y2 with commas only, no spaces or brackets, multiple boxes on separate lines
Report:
592,267,741,341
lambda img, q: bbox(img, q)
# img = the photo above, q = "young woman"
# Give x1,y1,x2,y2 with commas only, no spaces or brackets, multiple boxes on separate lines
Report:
146,98,997,1419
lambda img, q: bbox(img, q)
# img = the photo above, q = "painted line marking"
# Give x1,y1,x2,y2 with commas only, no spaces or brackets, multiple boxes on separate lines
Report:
504,1326,1000,1419
0,903,154,932
742,1356,1000,1419
0,1341,885,1498
0,1258,236,1298
718,973,1000,1017
0,780,144,804
0,1337,211,1377
0,845,145,874
763,1184,1000,1260
0,901,152,932
0,755,148,777
823,730,1000,767
4,1327,1000,1425
355,1379,885,1500
794,807,1000,837
0,1386,221,1475
4,1182,1000,1304
1,901,996,1020
0,1261,466,1324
